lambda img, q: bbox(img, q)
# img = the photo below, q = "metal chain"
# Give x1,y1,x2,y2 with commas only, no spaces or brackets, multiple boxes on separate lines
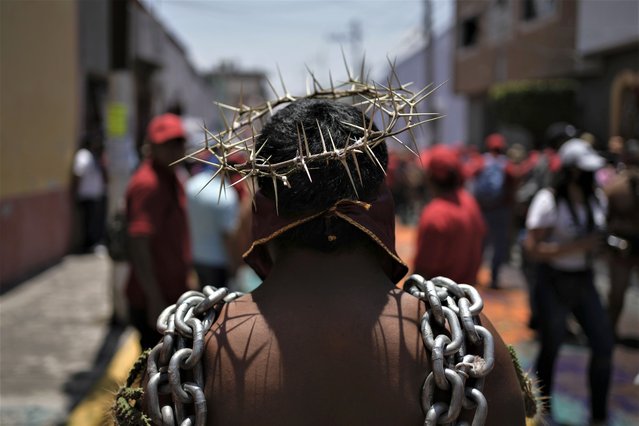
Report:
146,286,243,426
404,274,495,426
145,274,492,425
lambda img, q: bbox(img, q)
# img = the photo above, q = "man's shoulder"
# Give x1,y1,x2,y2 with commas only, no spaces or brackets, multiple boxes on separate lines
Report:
207,289,425,341
208,294,263,337
187,173,238,204
74,148,91,162
186,172,210,190
420,198,449,218
385,287,425,317
128,163,160,192
458,188,480,207
419,197,463,230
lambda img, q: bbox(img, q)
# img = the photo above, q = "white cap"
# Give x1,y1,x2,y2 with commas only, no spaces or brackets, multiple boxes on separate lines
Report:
559,138,605,171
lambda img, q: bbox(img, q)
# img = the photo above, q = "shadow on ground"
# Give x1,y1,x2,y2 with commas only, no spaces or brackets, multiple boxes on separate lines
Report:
61,321,127,421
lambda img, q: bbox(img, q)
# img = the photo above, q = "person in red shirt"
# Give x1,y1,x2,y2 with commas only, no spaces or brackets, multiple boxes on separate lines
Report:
414,145,487,284
125,113,192,349
470,134,518,288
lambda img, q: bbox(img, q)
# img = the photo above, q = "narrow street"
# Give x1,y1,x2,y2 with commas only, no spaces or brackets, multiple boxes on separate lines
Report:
0,224,637,425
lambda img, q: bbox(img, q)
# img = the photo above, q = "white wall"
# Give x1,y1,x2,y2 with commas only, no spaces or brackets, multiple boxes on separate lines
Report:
391,26,468,148
577,0,639,55
432,26,468,145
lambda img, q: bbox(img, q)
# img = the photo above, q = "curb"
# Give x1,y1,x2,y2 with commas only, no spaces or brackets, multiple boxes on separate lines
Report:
67,331,141,425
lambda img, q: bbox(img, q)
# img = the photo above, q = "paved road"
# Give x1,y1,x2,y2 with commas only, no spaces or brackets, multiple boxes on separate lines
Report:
1,228,638,425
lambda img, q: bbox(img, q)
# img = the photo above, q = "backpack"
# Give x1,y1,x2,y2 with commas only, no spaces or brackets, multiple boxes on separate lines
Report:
106,210,129,261
473,154,506,208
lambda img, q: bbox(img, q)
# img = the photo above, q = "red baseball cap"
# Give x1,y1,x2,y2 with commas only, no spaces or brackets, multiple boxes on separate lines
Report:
426,145,461,182
147,113,186,144
485,133,506,152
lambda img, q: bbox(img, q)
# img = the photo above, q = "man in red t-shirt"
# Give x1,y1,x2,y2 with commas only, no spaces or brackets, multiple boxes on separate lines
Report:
125,113,191,349
414,145,487,284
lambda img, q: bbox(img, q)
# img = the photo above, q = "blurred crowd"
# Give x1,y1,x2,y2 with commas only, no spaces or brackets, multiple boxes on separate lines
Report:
72,112,637,424
388,124,638,424
72,115,639,345
388,124,638,330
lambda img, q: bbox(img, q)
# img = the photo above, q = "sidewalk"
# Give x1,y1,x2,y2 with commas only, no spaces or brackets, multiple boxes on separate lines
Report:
0,253,123,426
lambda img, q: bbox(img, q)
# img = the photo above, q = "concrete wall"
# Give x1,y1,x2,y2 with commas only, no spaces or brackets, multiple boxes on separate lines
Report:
575,1,639,143
455,0,578,95
577,49,639,143
130,2,217,128
577,0,639,56
392,27,468,147
505,1,577,80
392,41,431,150
0,0,79,286
78,0,110,75
432,27,468,144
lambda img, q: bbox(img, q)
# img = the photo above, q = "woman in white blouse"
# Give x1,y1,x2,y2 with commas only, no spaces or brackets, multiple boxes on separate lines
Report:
525,138,613,426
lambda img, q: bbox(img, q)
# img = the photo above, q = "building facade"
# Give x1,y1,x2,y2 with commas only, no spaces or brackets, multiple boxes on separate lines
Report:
0,0,220,289
388,25,469,149
453,0,638,146
576,0,639,141
1,0,80,288
204,62,268,132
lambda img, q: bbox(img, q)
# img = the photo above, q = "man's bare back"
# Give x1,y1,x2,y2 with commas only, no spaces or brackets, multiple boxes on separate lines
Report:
202,249,525,425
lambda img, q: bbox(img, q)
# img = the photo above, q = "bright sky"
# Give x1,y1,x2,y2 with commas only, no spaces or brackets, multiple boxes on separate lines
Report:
143,0,454,94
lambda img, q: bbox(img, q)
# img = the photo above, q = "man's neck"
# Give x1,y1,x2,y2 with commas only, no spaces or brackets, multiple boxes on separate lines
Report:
430,185,457,199
252,246,393,302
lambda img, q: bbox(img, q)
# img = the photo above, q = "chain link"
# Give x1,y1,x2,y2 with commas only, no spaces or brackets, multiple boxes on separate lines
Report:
405,274,495,426
146,274,492,425
146,286,243,426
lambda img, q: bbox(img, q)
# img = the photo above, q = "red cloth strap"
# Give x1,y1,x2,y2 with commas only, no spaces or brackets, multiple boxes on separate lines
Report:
243,183,408,283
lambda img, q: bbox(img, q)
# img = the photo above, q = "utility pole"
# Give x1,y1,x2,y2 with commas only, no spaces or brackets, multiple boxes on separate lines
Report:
327,19,364,78
107,0,137,324
424,0,436,146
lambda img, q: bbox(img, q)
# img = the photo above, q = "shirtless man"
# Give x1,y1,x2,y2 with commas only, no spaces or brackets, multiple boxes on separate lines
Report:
196,100,526,425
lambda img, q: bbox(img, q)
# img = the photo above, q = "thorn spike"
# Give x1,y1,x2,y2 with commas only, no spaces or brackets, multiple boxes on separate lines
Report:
340,45,352,81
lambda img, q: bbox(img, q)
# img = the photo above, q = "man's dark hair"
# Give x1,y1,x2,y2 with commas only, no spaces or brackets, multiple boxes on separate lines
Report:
429,171,461,193
257,99,388,251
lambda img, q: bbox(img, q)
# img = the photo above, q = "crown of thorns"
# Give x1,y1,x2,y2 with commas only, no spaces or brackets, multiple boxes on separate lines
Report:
178,57,443,206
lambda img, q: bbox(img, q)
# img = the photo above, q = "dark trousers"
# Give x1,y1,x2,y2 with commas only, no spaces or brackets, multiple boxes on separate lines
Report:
482,207,511,286
78,197,106,250
129,307,163,351
534,264,613,421
520,233,539,327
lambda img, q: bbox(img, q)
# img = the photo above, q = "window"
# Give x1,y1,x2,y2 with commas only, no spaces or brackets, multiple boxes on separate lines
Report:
522,0,557,21
460,16,479,48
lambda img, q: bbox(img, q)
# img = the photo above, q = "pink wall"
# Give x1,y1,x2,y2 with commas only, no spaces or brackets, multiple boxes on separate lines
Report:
0,189,71,289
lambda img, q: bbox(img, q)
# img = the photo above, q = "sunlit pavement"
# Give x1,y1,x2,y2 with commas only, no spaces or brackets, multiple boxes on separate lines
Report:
0,253,116,426
1,224,637,425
